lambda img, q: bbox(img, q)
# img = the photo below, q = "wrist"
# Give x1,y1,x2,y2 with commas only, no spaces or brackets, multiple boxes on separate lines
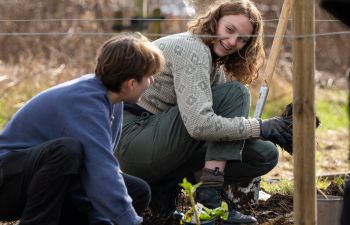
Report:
249,118,262,138
257,118,263,138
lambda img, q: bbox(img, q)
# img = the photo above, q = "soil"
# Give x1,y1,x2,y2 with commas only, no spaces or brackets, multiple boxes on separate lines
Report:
0,193,295,225
139,193,294,225
139,178,346,225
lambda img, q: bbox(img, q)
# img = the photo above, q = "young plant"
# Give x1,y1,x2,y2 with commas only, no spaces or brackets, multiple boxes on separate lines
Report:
179,178,228,224
334,175,346,194
179,178,202,225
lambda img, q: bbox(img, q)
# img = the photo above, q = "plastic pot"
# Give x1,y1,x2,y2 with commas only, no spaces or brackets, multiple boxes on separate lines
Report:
317,194,343,225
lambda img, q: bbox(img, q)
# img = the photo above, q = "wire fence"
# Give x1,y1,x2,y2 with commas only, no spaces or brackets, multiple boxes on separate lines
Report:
0,17,349,38
0,18,344,22
0,31,350,38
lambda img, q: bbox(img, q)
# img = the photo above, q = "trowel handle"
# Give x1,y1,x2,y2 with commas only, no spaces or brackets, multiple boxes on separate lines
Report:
254,85,269,119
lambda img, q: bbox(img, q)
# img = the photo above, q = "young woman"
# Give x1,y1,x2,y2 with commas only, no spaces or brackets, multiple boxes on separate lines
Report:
116,0,292,223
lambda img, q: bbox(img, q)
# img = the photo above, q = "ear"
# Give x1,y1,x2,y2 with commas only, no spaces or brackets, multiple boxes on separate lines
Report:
121,79,135,92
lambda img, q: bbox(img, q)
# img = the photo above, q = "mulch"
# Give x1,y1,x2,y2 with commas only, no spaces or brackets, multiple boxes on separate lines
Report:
142,193,294,225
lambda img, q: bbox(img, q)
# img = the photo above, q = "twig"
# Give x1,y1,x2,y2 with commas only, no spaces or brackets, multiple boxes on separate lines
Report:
317,188,329,199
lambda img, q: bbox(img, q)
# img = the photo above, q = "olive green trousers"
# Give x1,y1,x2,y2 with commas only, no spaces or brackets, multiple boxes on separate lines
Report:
116,82,278,183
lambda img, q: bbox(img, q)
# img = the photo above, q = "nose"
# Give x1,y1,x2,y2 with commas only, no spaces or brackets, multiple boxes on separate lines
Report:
149,76,154,84
227,34,238,47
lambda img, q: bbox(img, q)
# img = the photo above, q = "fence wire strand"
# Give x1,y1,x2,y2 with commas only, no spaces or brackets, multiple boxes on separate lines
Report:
0,32,350,39
0,17,349,38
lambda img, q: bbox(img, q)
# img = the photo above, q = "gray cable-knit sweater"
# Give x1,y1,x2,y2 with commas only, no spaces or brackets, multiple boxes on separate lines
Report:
138,32,261,141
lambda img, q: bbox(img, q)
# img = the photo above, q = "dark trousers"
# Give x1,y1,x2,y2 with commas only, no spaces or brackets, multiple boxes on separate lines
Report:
116,82,278,217
116,82,278,183
0,138,84,225
0,138,151,225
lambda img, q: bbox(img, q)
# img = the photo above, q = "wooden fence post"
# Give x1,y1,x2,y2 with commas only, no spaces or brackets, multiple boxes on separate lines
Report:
292,0,316,224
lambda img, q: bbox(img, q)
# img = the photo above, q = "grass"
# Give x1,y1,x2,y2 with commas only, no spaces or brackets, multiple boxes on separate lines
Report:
316,88,348,130
251,85,348,130
261,178,294,195
261,175,346,196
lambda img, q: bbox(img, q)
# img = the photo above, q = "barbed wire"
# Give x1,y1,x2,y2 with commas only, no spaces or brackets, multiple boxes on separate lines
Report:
0,31,349,38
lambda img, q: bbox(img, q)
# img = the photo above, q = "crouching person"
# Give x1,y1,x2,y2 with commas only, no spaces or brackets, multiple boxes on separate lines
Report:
0,32,165,225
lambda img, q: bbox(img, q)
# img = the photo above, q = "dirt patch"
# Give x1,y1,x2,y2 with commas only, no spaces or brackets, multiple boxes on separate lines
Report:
0,182,343,225
140,193,294,225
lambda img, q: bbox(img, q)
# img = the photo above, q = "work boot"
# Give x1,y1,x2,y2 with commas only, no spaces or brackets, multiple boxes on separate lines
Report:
196,168,257,224
224,177,262,209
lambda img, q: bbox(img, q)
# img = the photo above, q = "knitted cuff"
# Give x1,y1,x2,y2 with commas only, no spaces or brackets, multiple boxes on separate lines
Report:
247,118,261,138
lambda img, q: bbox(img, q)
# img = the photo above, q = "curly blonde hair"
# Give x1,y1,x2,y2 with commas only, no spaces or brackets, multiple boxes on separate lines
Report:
188,0,265,84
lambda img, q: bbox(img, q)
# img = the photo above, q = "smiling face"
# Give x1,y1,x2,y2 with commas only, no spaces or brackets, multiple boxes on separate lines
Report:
213,14,253,57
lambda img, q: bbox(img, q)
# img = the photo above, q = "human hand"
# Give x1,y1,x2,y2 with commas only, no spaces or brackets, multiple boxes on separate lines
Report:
260,116,293,154
260,103,321,155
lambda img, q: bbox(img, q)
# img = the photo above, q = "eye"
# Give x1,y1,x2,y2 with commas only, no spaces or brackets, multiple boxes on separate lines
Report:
226,27,233,32
225,26,237,34
238,36,250,44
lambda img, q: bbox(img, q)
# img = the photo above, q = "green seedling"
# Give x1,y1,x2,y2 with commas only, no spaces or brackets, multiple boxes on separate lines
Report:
179,178,202,225
334,175,346,194
179,178,228,225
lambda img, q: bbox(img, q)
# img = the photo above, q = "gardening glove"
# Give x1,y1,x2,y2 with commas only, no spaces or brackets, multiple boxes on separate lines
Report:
260,116,293,155
261,103,321,155
280,103,321,128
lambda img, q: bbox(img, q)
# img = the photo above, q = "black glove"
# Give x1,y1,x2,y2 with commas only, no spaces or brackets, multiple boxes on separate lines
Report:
281,103,320,128
260,116,293,154
260,103,321,155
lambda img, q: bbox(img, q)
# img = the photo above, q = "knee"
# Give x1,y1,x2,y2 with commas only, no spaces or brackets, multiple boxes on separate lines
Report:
262,142,279,172
55,137,83,158
138,178,151,205
47,138,84,173
212,82,250,117
133,177,151,212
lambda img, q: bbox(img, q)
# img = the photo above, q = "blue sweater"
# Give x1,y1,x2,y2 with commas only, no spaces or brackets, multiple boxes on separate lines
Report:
0,74,141,225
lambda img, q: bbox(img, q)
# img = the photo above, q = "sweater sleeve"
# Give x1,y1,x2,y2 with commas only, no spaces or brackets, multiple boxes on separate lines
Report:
170,37,260,141
64,109,142,225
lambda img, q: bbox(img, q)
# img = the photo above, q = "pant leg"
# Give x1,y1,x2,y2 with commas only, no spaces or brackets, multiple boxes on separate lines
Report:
206,81,251,161
207,82,279,181
223,140,279,183
59,193,89,225
122,173,151,214
0,138,84,225
116,81,259,182
0,150,28,221
116,108,206,182
59,184,114,225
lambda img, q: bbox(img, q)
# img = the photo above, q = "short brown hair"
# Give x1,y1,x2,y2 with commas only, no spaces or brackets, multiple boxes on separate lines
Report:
95,33,165,92
188,0,265,84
